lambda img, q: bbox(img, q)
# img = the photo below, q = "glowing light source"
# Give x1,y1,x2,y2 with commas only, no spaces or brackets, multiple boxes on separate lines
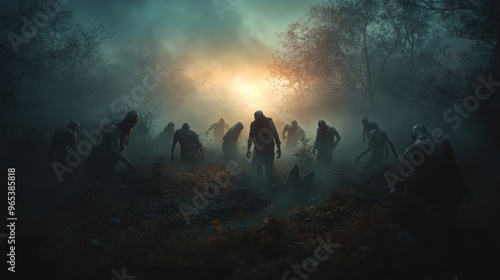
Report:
238,85,257,97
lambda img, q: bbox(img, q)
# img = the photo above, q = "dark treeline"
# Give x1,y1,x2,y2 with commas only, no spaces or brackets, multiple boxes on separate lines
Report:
269,0,500,145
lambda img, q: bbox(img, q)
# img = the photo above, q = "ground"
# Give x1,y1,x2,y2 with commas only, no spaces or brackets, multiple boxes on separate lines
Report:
13,159,500,280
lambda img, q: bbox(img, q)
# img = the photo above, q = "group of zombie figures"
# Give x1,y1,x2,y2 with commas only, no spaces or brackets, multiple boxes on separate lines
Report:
47,111,444,179
48,111,140,182
49,110,340,181
142,111,345,182
49,110,472,219
149,111,346,181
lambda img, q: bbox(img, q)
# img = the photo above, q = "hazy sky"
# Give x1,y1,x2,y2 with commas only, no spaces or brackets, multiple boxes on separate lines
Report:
1,0,324,128
62,0,324,110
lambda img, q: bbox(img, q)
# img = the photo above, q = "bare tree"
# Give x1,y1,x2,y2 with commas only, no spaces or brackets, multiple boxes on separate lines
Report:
268,0,444,111
0,2,110,123
112,42,197,155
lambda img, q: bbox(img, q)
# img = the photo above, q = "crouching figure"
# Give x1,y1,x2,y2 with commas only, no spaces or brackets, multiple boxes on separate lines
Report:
390,125,473,222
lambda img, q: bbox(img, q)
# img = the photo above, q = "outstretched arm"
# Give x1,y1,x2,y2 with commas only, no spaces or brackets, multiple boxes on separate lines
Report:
356,145,371,162
298,128,305,139
384,132,397,160
333,128,341,147
195,136,204,160
206,123,215,135
269,120,281,147
247,123,254,158
246,134,253,158
356,131,372,162
282,125,288,140
270,120,281,158
108,130,136,172
313,130,319,155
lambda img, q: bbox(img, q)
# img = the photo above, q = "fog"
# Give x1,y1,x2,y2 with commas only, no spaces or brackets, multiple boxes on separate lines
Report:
2,0,500,278
2,0,497,177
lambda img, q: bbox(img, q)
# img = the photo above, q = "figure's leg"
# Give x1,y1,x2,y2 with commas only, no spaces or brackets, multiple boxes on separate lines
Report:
251,154,264,176
222,143,229,160
316,152,324,169
264,153,275,181
226,143,238,161
326,152,333,167
230,147,237,161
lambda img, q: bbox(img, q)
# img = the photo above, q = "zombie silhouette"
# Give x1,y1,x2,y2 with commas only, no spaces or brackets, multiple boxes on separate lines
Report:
206,118,230,142
84,111,139,181
246,110,281,180
49,120,80,169
313,120,341,168
361,117,373,143
282,120,305,150
222,122,244,161
390,125,473,221
171,123,204,165
356,122,397,168
156,122,175,157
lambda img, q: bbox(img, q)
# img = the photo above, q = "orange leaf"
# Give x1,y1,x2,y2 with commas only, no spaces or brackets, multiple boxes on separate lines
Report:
209,219,221,225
